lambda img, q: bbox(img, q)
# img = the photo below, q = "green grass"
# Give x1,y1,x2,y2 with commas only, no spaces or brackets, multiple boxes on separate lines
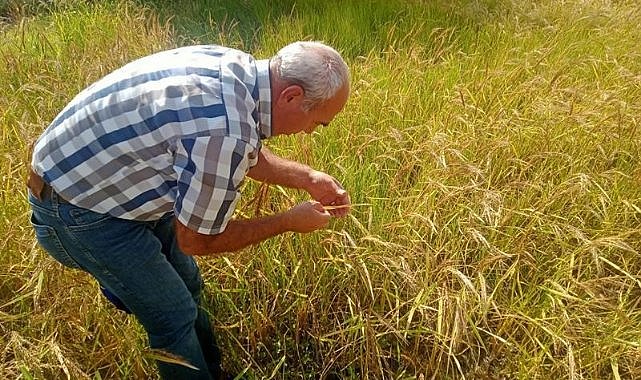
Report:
2,0,641,378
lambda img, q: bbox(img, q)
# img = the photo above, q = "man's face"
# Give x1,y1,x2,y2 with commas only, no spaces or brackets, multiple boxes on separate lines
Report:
271,84,349,136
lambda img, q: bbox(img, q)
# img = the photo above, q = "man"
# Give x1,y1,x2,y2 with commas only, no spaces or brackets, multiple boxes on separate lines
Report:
27,41,351,379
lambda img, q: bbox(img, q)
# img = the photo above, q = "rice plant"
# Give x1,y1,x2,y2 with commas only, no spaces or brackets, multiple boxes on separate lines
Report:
2,0,640,378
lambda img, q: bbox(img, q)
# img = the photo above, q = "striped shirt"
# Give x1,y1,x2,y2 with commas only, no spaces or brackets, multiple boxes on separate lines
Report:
31,45,272,235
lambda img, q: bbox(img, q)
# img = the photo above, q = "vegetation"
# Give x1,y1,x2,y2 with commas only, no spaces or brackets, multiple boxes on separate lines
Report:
1,0,640,378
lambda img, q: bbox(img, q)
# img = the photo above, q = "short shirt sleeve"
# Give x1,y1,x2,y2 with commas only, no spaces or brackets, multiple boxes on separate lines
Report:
173,135,259,235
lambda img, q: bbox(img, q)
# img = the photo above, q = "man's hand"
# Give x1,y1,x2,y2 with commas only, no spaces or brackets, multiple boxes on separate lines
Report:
246,147,351,217
286,201,331,232
305,171,351,217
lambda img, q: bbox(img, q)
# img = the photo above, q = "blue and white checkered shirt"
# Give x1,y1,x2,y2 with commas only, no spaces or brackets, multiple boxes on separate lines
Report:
31,45,272,234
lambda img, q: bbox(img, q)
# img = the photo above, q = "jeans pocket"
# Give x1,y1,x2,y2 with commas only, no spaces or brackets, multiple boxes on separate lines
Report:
67,206,111,226
30,213,81,270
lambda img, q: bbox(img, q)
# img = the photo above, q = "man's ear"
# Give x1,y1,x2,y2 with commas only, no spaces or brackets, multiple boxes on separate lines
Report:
276,85,304,107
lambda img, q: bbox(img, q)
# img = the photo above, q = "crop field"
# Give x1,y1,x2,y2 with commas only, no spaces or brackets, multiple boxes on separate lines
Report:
1,0,641,378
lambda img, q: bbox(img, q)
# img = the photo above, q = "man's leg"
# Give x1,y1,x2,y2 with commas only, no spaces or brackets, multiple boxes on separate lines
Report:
29,193,213,380
152,214,223,377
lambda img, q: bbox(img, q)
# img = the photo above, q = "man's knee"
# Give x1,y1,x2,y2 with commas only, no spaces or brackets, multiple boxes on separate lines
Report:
144,299,200,349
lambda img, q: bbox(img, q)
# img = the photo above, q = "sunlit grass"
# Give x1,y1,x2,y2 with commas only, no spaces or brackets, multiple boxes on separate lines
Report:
2,0,641,378
0,1,173,378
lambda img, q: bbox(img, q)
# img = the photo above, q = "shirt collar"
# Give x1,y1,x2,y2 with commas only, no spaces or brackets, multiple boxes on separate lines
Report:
255,59,272,139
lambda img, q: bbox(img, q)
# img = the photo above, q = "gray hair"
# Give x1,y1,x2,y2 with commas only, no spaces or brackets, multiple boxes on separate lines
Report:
272,41,350,110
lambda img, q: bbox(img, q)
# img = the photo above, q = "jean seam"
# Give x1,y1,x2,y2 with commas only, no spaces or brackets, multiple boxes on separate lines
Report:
58,222,109,272
66,217,116,232
32,222,82,269
28,201,57,217
68,209,112,226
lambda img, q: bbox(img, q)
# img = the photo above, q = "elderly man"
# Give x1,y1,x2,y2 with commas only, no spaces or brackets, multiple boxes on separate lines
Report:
27,41,351,379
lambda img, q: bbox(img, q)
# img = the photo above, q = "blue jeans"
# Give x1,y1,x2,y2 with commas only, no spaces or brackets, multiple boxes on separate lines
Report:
28,190,222,380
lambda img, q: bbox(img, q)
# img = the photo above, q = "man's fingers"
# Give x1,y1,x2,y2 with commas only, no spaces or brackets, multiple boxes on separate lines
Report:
311,201,330,214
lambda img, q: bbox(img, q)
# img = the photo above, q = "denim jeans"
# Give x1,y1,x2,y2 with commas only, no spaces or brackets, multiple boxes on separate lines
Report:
28,190,222,379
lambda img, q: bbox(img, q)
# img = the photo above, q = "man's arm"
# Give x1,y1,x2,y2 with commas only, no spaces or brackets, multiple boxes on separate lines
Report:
246,146,314,188
247,146,351,216
176,201,330,256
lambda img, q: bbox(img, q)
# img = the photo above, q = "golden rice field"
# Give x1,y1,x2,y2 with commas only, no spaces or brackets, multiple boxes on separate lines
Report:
1,0,641,378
